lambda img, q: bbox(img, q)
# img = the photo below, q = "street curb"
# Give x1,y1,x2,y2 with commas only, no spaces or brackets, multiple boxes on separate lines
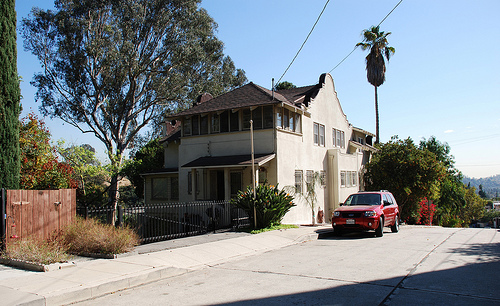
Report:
0,258,76,272
21,266,189,306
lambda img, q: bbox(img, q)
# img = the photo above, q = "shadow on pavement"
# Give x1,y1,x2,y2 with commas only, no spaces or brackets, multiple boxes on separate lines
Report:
212,261,500,306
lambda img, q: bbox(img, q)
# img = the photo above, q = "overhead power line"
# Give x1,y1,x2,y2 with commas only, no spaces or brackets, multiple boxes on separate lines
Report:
329,0,403,74
275,0,330,86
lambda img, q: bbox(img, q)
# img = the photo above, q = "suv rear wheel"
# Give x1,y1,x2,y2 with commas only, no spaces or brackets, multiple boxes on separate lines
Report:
391,217,399,233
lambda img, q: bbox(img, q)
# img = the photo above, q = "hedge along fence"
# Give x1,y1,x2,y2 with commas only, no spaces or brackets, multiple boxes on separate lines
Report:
1,189,76,247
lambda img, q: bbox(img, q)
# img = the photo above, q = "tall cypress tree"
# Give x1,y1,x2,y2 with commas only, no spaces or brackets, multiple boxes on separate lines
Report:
0,0,21,189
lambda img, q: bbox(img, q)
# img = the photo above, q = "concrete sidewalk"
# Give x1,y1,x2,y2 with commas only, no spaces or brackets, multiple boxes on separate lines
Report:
0,225,330,306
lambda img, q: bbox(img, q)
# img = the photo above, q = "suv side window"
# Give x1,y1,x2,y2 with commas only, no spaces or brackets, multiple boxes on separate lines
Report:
387,193,396,205
383,194,392,205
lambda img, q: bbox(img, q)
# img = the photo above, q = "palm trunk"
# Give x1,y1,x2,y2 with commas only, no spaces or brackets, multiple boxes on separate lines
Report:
374,86,380,144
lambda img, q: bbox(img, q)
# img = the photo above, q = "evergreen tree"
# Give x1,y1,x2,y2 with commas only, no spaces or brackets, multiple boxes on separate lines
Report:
0,0,21,189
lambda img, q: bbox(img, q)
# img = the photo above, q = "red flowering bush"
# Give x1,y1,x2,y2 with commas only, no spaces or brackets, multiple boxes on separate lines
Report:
19,113,77,189
417,198,436,225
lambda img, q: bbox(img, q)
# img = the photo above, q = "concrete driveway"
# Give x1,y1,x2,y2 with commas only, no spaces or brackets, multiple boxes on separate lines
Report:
76,225,500,305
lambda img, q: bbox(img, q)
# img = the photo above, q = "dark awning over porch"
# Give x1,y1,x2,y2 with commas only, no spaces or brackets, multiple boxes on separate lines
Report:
182,153,275,169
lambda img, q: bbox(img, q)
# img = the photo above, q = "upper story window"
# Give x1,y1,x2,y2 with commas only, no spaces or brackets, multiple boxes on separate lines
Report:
192,115,200,135
277,107,301,133
183,117,192,136
242,109,251,130
252,107,263,130
211,113,220,133
276,107,282,127
263,106,274,129
200,115,208,135
230,110,239,132
333,128,345,148
182,106,276,137
314,122,325,146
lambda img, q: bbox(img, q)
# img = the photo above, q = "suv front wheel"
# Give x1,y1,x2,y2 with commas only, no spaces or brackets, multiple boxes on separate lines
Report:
375,217,384,237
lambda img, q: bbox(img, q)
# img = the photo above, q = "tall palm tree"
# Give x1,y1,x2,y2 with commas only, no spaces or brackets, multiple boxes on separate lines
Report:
356,26,395,144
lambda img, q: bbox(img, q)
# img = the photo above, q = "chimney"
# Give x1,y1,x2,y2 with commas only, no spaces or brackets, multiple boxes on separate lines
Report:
194,93,213,106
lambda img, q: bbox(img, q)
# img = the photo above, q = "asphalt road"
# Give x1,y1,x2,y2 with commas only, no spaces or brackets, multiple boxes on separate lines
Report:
76,226,500,305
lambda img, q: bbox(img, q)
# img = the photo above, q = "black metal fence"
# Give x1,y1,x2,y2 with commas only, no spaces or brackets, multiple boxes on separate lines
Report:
77,201,250,244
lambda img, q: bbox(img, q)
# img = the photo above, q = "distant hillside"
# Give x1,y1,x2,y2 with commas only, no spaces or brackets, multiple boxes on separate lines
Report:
463,174,500,198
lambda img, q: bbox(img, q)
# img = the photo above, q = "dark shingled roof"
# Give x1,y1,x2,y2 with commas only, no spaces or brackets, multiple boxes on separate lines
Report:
167,77,325,119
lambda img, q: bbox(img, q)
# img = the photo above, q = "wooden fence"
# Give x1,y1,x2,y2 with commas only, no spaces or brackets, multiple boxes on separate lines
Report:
2,189,76,245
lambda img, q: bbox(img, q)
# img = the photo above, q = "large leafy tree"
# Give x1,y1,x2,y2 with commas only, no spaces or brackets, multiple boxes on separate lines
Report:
363,137,446,222
356,26,395,144
21,0,246,212
0,0,21,189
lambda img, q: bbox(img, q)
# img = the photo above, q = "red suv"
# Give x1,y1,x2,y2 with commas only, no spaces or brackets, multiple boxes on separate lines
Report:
332,191,399,237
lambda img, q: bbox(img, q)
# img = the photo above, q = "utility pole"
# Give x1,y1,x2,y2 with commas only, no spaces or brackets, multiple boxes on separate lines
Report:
250,120,256,228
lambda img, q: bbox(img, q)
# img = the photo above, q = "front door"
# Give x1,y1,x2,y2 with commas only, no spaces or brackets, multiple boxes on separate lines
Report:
210,170,225,201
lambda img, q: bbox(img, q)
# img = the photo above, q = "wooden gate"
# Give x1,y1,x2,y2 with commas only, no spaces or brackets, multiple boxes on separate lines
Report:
4,189,76,244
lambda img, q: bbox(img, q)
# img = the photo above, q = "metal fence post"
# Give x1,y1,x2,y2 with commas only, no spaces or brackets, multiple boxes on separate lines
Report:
1,188,6,251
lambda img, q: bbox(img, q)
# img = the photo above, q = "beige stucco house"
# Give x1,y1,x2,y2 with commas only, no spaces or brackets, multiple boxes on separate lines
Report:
142,73,376,224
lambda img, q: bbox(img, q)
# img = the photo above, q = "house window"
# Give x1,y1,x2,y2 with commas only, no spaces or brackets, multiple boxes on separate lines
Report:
314,123,319,145
220,111,229,133
336,130,341,147
294,114,301,133
289,111,294,131
192,115,200,136
332,128,336,146
341,131,345,148
183,117,192,136
152,177,168,200
263,105,274,129
284,109,290,129
211,113,220,133
295,170,303,193
152,176,178,200
319,124,325,146
346,171,352,187
200,115,208,135
357,137,364,145
230,110,239,132
242,109,251,130
340,171,346,187
314,122,324,146
252,107,263,130
306,170,314,185
351,171,357,187
276,107,283,128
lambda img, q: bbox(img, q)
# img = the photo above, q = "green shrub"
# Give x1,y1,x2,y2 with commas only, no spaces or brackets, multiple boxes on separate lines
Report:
232,184,295,229
59,217,140,255
1,236,70,265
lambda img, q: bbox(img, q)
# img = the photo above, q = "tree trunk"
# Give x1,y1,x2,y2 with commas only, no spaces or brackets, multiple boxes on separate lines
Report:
109,173,120,224
374,86,380,144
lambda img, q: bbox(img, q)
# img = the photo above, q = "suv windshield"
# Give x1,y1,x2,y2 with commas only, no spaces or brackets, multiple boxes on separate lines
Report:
344,194,381,206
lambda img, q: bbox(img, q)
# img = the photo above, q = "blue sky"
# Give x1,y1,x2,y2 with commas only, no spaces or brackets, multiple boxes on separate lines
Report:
15,0,500,178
